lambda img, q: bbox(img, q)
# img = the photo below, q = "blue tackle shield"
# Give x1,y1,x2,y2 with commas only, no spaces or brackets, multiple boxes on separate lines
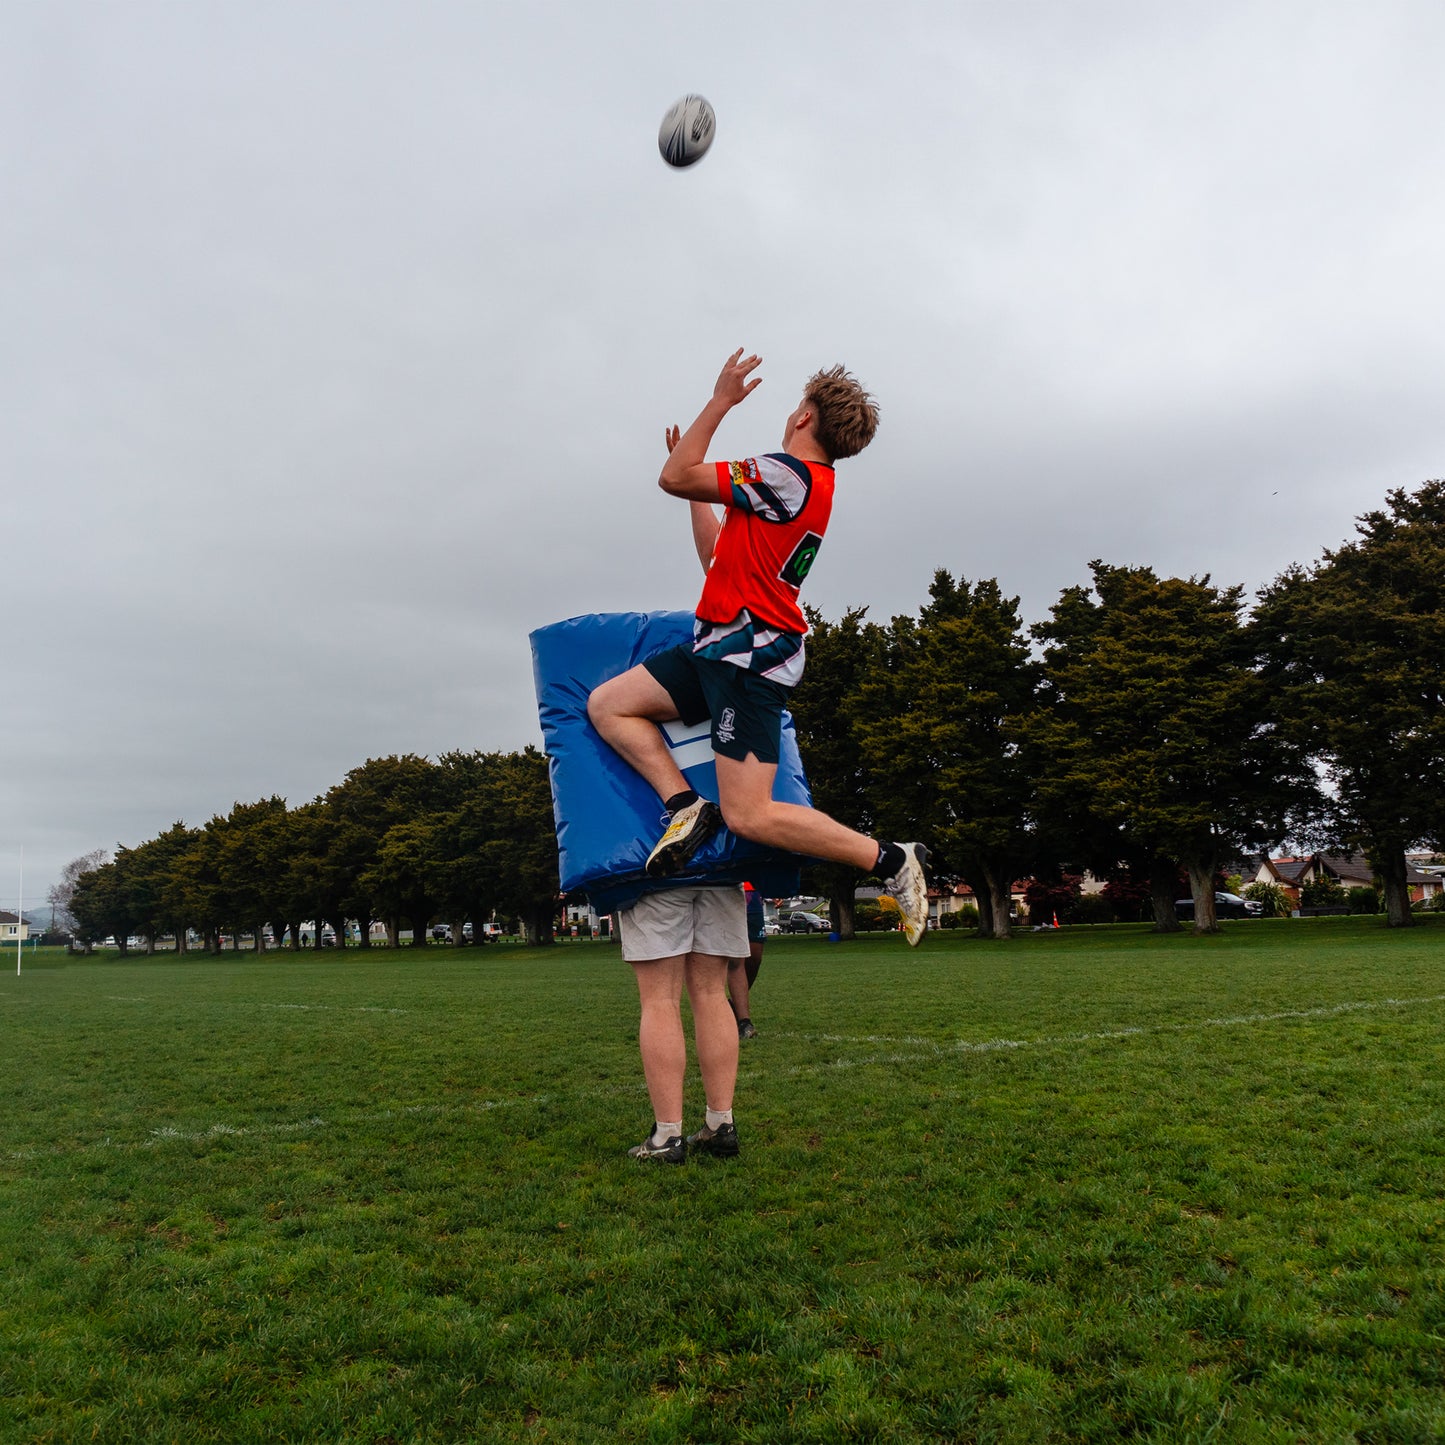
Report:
530,612,808,912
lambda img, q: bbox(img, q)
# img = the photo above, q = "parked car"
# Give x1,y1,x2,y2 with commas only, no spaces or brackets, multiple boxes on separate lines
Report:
779,911,829,934
1175,892,1264,920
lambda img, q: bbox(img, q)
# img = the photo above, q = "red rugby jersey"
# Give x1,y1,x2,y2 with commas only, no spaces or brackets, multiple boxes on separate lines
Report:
697,453,835,635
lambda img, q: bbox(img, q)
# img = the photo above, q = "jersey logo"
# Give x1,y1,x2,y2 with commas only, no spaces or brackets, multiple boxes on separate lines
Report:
779,531,823,588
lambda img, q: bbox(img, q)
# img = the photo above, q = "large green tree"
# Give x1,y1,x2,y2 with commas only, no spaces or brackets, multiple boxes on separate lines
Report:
1031,563,1309,934
69,859,136,952
324,755,445,945
788,606,888,938
858,572,1040,939
1254,481,1445,927
209,797,291,950
127,824,205,953
475,746,561,946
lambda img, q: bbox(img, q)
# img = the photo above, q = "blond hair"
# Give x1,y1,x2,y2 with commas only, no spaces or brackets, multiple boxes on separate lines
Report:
804,365,879,461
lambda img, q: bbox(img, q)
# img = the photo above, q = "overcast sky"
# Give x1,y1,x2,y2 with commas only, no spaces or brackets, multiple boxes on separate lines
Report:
5,0,1443,903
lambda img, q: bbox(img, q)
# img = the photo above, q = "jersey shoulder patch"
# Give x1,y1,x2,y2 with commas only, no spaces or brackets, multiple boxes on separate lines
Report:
728,454,812,522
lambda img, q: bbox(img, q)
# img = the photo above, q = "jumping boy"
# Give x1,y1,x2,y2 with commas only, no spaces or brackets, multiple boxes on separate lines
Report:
587,349,930,944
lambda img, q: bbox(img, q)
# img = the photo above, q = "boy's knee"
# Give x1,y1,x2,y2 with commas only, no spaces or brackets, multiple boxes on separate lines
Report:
720,797,768,841
585,682,613,728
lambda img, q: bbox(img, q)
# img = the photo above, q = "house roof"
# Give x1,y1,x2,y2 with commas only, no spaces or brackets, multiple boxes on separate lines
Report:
0,911,20,925
1259,856,1309,884
1316,852,1433,885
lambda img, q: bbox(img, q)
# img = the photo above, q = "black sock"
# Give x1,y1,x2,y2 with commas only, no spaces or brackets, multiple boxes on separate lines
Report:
665,789,700,815
875,841,906,878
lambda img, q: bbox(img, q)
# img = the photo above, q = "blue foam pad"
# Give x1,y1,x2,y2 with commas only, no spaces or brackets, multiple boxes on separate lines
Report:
530,611,807,913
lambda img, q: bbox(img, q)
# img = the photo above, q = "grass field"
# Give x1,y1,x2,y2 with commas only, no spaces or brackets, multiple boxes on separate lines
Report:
3,919,1444,1443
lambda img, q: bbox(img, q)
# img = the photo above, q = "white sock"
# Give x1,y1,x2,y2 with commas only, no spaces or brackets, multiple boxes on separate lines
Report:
651,1121,682,1146
705,1108,733,1131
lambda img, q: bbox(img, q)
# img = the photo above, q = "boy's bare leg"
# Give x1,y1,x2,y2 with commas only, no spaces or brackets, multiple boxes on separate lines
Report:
713,752,880,868
587,666,689,802
683,952,737,1114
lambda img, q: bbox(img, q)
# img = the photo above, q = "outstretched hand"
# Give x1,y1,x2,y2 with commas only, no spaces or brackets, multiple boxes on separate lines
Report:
712,348,762,409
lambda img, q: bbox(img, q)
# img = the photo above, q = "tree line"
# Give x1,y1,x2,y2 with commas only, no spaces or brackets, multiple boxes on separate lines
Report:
66,480,1445,949
68,749,560,952
787,481,1445,936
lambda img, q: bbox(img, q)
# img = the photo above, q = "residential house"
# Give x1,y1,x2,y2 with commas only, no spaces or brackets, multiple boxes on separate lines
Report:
1252,852,1439,906
0,911,29,943
1250,856,1311,906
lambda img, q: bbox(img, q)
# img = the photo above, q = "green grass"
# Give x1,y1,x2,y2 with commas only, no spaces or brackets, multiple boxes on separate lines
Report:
3,919,1444,1443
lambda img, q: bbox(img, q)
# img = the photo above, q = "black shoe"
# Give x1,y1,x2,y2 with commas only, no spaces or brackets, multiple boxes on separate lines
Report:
645,798,723,877
737,1019,758,1040
627,1132,686,1163
686,1121,739,1157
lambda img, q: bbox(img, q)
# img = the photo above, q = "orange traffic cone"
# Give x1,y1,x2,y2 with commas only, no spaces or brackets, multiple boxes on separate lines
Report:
1052,912,1060,929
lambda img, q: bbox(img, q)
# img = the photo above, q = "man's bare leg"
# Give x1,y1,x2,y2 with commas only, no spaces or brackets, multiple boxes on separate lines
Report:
685,949,741,1156
587,666,689,803
726,957,751,1023
630,955,687,1126
684,952,737,1113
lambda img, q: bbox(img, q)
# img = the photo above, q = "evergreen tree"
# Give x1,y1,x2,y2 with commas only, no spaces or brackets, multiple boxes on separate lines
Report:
788,606,888,938
1031,563,1308,934
1255,481,1445,926
858,571,1039,938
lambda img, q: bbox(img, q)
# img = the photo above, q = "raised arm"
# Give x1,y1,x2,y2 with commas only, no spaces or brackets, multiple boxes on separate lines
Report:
689,502,720,572
658,349,761,502
664,423,721,572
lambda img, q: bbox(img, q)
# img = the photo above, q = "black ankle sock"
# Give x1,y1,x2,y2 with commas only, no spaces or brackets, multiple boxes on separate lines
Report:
875,841,906,878
665,789,700,815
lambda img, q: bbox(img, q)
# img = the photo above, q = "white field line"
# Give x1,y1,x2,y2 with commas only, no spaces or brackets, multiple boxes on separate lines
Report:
776,992,1445,1076
102,996,407,1014
7,993,1443,1164
3,1091,579,1163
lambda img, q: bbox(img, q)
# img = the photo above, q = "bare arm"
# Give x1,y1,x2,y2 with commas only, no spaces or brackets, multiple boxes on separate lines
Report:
658,348,762,502
690,502,720,572
664,423,720,571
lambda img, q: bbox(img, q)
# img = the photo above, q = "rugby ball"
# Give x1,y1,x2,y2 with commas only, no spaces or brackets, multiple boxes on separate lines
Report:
658,94,716,168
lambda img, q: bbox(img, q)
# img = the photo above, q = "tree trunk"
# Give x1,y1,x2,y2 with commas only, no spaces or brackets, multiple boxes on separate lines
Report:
817,864,858,941
986,870,1013,940
522,903,554,947
356,917,373,950
1187,862,1219,935
450,916,466,947
970,875,996,937
1149,856,1182,933
386,917,400,948
1376,848,1416,928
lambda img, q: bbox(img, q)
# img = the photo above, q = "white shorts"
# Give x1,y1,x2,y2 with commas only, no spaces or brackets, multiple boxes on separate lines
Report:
617,886,748,963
